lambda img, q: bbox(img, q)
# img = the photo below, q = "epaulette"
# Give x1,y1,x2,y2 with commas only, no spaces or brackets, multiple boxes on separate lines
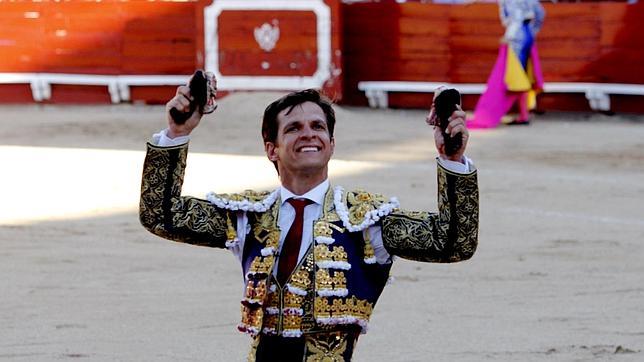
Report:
332,186,400,232
206,189,279,212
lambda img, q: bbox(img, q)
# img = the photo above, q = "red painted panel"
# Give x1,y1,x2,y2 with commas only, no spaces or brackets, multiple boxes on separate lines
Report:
0,0,203,103
129,86,180,105
399,3,450,18
450,21,503,37
342,2,644,112
38,3,123,74
388,92,433,109
120,2,198,75
0,3,44,72
46,85,112,104
0,0,642,111
0,1,343,103
610,95,644,114
0,84,34,103
537,94,593,112
217,10,318,76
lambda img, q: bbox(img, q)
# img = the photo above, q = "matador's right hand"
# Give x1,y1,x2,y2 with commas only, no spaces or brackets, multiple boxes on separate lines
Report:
165,85,205,138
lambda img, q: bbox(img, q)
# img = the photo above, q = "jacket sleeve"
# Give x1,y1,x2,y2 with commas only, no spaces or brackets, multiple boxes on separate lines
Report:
381,163,479,263
139,142,230,248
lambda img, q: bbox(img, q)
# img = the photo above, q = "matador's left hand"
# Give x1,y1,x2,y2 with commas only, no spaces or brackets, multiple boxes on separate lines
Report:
426,104,469,163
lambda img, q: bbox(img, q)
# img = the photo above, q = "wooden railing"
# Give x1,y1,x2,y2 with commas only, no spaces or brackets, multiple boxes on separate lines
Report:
358,81,644,111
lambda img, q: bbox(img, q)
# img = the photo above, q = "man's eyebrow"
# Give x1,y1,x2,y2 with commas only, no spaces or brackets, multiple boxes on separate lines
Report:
282,119,302,128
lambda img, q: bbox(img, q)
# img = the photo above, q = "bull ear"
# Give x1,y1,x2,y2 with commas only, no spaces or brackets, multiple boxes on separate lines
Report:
265,142,278,162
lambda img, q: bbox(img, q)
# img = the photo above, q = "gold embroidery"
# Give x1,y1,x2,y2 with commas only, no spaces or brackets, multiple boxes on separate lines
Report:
316,270,347,291
314,245,349,264
239,200,281,335
246,337,259,362
381,166,478,262
333,246,347,262
290,268,312,291
295,251,317,333
348,203,371,225
332,299,346,315
314,296,373,322
316,269,333,290
266,288,280,309
305,332,349,362
332,272,346,290
284,292,305,310
240,305,263,330
140,144,229,247
363,229,375,261
226,213,237,241
314,221,334,238
218,189,271,203
325,211,341,223
266,230,280,249
248,255,275,277
328,223,345,233
262,314,278,332
243,279,267,305
351,190,380,203
283,314,303,330
346,189,387,225
254,210,281,246
315,244,332,261
322,188,341,222
315,298,331,319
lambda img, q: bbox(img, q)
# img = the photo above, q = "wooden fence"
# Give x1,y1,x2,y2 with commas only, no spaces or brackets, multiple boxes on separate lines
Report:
0,0,642,112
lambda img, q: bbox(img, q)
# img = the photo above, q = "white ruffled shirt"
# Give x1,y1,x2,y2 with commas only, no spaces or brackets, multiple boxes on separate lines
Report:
152,129,475,271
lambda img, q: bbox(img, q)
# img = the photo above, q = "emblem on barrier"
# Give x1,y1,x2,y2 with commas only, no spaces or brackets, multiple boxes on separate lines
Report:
254,20,280,52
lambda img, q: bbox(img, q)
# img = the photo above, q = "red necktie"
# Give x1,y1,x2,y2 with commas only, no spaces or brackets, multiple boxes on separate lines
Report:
277,198,312,285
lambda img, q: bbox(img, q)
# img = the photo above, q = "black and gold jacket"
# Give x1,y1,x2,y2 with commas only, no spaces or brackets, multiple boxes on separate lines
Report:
140,142,479,359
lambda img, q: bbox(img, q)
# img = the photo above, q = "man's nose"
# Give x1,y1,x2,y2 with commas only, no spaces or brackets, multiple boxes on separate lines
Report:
300,124,315,138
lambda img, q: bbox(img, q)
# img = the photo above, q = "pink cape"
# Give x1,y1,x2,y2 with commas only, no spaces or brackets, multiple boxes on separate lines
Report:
468,44,543,129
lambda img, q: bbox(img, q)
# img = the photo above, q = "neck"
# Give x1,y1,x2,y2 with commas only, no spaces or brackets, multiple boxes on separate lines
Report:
279,170,327,196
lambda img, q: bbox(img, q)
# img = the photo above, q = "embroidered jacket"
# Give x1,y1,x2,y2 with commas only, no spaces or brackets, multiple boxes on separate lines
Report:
140,142,479,359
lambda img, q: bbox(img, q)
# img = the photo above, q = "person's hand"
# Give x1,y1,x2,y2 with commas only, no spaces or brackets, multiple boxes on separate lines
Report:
427,104,469,163
165,85,204,138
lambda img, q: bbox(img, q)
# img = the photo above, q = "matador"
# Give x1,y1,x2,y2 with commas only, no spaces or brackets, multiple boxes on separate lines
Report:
140,86,479,361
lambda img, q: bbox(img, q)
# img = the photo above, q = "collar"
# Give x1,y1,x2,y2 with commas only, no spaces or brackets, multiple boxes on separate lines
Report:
280,179,329,206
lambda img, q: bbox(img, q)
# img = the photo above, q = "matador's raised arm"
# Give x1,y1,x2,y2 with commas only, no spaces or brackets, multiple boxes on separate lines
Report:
381,162,478,263
139,143,230,248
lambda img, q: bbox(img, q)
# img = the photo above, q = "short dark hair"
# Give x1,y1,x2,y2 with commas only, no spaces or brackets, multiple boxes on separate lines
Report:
261,89,336,145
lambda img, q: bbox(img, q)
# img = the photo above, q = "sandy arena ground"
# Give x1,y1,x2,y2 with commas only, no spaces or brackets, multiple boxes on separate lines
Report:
1,92,643,361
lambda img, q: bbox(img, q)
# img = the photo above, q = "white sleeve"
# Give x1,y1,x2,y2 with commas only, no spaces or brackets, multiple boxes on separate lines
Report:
437,155,475,174
151,128,190,147
229,211,249,264
367,226,393,265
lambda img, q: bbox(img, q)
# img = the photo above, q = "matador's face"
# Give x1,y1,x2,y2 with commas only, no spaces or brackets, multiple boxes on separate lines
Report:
265,101,335,181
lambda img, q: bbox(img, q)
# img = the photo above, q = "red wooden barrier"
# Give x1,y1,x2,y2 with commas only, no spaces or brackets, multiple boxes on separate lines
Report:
0,1,201,103
0,1,642,113
341,1,644,112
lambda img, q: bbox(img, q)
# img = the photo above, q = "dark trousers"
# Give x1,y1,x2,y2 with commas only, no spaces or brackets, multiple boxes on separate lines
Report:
253,329,359,362
255,335,306,362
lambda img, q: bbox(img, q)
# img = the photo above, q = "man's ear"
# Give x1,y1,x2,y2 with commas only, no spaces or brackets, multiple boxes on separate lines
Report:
330,137,335,154
265,142,278,161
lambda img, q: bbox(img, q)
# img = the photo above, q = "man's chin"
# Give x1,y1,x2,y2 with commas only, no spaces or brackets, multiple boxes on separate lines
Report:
290,160,329,173
295,153,327,163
